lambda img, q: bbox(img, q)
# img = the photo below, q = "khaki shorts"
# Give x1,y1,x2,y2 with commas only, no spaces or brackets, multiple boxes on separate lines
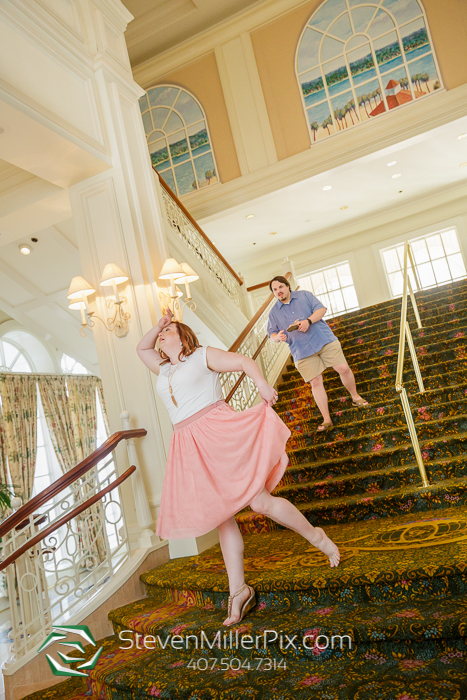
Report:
295,339,347,382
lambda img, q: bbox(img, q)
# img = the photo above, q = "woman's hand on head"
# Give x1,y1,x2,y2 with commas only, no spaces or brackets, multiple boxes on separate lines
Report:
159,309,173,329
258,380,278,407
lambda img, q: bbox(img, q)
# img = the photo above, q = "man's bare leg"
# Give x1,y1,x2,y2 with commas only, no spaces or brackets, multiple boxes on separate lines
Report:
310,373,332,424
333,362,368,404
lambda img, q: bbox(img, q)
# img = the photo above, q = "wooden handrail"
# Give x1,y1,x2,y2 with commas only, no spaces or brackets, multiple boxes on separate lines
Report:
226,335,269,403
228,272,291,353
0,429,146,538
0,466,136,572
246,281,270,292
156,172,243,286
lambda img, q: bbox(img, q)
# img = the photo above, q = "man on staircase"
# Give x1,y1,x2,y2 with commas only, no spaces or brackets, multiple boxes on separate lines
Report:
268,275,369,432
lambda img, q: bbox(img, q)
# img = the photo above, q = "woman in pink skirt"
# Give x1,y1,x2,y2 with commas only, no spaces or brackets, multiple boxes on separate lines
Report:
136,310,340,627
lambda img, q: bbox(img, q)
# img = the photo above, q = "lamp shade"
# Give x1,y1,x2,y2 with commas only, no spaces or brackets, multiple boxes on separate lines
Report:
67,276,96,300
100,263,129,287
68,300,86,310
174,263,199,284
158,258,186,280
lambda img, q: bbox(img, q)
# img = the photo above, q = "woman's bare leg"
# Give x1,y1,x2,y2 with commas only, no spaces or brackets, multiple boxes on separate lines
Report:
249,489,340,567
217,516,253,625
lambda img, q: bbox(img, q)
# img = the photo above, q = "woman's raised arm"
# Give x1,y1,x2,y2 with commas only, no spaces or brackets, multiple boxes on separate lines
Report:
136,310,172,375
206,347,278,407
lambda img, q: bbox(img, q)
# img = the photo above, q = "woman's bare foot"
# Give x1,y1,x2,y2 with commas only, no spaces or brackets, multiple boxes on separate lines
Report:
223,584,253,626
312,527,340,567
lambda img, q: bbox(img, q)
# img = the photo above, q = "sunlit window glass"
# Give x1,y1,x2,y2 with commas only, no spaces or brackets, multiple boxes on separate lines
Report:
298,262,359,318
381,228,467,297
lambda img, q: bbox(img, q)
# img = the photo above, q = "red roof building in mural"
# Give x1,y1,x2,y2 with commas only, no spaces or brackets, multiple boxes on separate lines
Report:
370,78,425,116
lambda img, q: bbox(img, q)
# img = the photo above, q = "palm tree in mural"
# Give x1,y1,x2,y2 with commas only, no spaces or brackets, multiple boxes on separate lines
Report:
345,102,355,125
359,94,370,117
205,170,213,184
321,116,332,135
400,77,409,90
421,72,430,92
411,73,422,91
310,121,319,141
349,98,358,123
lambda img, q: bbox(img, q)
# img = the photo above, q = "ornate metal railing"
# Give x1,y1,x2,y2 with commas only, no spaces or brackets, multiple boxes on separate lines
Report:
221,274,292,411
0,429,146,663
395,241,429,487
157,173,244,310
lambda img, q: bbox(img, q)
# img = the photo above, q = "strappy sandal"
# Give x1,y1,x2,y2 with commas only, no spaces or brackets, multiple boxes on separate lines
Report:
225,583,256,627
352,398,369,408
316,421,333,432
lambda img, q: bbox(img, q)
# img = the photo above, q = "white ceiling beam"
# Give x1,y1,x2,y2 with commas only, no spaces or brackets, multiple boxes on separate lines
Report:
16,288,69,312
0,296,97,374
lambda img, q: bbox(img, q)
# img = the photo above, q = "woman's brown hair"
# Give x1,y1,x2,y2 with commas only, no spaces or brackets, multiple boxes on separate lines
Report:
159,321,201,366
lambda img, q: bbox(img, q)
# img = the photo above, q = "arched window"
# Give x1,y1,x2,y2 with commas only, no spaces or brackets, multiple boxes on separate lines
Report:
139,85,218,197
296,0,442,143
61,353,89,375
0,337,33,372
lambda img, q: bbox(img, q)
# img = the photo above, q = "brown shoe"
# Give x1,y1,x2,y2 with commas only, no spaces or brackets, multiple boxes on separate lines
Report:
316,421,333,432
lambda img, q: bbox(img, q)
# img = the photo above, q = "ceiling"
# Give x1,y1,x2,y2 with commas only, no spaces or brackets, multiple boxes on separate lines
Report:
200,115,467,269
122,0,261,66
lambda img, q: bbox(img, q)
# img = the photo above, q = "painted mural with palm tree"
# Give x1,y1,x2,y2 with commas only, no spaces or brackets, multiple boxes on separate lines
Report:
297,0,441,144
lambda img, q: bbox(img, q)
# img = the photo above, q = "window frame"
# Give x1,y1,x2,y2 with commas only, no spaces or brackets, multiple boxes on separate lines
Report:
140,84,219,198
380,225,467,298
295,0,444,146
296,259,360,318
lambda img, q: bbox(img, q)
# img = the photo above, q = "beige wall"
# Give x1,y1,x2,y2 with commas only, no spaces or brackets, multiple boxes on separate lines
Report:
160,52,242,183
251,0,467,162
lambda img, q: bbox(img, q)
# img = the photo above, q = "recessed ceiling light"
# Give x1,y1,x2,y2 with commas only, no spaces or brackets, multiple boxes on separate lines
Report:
460,162,467,168
246,214,255,219
392,173,402,179
323,185,332,191
458,134,467,140
19,244,32,255
340,206,348,210
387,160,397,166
269,231,278,235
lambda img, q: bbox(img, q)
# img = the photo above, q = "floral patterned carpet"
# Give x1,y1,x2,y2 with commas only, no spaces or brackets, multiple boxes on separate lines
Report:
23,279,467,699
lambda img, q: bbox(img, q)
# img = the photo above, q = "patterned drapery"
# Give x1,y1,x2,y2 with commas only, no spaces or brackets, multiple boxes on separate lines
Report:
0,375,37,502
38,375,107,567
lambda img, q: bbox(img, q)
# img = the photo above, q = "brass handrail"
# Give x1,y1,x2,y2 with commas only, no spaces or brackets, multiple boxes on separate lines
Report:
395,241,429,487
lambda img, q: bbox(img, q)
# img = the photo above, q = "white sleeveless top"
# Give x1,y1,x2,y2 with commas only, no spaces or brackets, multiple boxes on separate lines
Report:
156,346,223,424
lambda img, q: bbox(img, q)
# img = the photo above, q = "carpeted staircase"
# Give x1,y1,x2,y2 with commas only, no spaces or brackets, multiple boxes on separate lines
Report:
25,279,467,700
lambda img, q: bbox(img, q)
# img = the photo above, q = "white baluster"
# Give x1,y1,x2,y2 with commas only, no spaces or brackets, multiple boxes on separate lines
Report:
120,411,159,548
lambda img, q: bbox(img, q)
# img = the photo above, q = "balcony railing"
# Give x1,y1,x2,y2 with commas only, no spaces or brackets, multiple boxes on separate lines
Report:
221,274,293,411
0,429,146,664
157,172,244,310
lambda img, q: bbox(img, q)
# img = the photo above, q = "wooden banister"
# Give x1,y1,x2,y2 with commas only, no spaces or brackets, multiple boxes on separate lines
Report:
0,466,136,572
156,172,243,286
226,335,269,403
228,272,291,353
246,281,271,292
0,429,146,538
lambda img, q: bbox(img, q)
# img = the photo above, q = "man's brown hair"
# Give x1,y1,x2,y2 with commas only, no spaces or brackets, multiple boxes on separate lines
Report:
269,275,291,292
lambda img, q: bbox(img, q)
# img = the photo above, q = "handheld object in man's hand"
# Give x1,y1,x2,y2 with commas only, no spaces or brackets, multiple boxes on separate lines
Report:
286,323,299,332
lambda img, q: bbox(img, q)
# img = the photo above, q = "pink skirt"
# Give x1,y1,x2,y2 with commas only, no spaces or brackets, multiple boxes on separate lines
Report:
155,400,291,539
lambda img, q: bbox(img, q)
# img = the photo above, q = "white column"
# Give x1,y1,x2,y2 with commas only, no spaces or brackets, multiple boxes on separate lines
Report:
65,1,177,549
282,257,298,289
215,33,277,175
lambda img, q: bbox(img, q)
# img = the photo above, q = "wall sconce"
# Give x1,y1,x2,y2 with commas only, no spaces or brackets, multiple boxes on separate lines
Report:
67,264,131,338
158,258,199,321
